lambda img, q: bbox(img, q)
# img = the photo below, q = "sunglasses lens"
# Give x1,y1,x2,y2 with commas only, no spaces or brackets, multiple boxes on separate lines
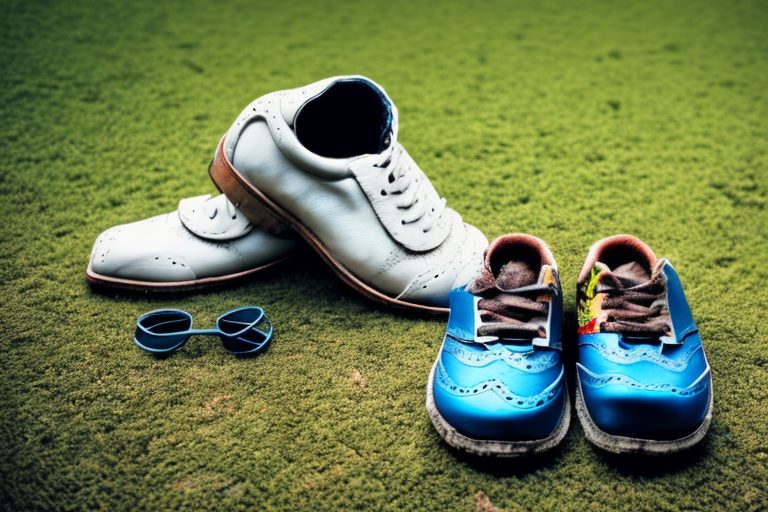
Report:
135,310,192,353
218,307,273,354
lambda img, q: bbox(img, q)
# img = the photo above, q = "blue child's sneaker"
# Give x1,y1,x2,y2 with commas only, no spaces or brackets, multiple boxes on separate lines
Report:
575,235,713,454
426,234,570,456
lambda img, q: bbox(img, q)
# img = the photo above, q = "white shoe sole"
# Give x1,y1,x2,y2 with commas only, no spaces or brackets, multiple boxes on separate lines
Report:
85,255,291,292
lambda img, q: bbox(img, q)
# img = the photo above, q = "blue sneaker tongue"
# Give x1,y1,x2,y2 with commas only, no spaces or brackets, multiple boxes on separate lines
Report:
607,261,651,287
495,260,538,290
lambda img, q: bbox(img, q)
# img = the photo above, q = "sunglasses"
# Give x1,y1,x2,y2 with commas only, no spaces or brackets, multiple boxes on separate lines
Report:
134,306,273,355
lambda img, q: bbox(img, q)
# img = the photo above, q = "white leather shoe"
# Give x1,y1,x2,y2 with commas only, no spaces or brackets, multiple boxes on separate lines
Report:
86,193,298,291
209,76,488,313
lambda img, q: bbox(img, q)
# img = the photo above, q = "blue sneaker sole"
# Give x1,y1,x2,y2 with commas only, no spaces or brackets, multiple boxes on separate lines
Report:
574,376,713,455
425,360,571,457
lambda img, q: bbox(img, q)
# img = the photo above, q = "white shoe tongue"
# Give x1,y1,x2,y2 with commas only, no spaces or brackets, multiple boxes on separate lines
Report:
177,194,253,241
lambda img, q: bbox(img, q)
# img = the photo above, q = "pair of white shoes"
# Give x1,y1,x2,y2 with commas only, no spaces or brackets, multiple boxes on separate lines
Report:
87,76,488,313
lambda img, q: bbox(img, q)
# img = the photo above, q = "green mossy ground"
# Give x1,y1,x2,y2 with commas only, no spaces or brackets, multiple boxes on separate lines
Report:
1,1,767,510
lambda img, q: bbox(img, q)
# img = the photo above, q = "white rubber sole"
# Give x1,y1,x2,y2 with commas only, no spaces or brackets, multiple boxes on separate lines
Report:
85,255,291,292
574,376,713,455
425,360,571,457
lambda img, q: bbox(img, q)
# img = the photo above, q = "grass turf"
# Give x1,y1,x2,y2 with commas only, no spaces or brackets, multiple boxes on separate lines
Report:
1,0,767,510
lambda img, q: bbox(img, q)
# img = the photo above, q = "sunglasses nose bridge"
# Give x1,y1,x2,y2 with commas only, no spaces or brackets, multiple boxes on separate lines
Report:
189,328,224,337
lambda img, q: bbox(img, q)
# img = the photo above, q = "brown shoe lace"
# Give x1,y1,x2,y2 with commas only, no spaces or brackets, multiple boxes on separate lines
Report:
473,283,553,340
598,265,670,338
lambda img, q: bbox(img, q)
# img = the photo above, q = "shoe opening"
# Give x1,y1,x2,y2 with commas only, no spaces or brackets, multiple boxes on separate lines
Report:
294,79,392,158
577,235,658,284
486,234,555,289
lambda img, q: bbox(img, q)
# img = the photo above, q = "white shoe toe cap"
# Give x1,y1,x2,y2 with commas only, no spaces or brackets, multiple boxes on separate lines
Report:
89,210,299,283
89,215,198,282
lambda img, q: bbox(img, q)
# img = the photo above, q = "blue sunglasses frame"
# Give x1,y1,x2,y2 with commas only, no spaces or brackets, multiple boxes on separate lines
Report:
134,306,273,355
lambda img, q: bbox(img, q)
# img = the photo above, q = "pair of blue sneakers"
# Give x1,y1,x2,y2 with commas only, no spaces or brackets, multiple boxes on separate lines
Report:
426,234,712,456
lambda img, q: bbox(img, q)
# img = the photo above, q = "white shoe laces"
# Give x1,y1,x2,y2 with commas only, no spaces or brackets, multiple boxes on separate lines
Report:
375,143,446,233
